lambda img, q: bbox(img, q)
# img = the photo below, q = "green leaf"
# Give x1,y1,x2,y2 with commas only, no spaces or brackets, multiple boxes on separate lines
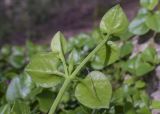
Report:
11,101,30,114
6,74,33,102
146,11,160,32
26,40,46,58
91,45,108,70
129,16,149,35
91,41,120,69
141,47,158,65
123,55,154,76
106,41,120,65
135,80,146,89
25,52,64,88
51,31,67,54
119,29,133,41
37,90,55,113
91,28,103,42
60,107,89,114
137,106,150,114
120,41,133,58
137,8,149,16
100,5,129,36
0,45,11,57
75,71,112,109
112,88,124,105
151,100,160,109
9,46,25,69
124,102,136,114
140,0,158,10
0,104,10,114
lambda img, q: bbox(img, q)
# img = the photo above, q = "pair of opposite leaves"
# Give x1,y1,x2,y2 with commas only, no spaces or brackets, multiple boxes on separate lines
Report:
129,0,160,35
124,47,159,77
25,5,129,109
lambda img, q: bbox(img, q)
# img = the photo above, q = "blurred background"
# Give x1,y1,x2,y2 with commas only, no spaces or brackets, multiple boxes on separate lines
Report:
0,0,139,45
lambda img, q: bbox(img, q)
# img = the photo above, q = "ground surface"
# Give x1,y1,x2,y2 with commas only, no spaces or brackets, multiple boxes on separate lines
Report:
0,0,139,45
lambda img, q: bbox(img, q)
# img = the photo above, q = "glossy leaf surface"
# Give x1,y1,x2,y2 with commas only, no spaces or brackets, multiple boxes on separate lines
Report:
25,52,64,88
6,74,33,102
129,16,149,35
100,5,129,36
75,71,112,109
51,31,67,55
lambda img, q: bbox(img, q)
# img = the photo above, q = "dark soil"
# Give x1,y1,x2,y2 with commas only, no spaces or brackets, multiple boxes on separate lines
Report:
0,0,139,46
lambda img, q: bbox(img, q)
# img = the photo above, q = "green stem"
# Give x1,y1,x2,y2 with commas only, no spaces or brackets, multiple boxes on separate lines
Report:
48,34,110,114
70,34,110,79
48,78,71,114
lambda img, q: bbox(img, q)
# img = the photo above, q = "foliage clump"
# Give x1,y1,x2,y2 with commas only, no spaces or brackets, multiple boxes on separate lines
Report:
1,0,160,114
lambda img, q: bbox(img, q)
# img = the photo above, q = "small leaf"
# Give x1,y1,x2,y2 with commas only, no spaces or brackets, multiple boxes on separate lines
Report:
6,74,33,102
123,55,154,76
141,47,158,65
106,41,120,65
146,11,160,32
100,5,129,36
124,102,136,114
137,106,150,114
8,46,25,69
91,45,108,70
91,42,120,69
75,71,112,109
138,8,149,16
120,41,133,58
129,15,149,35
25,52,64,88
37,90,55,113
140,0,158,10
51,31,67,54
135,80,146,89
11,101,30,114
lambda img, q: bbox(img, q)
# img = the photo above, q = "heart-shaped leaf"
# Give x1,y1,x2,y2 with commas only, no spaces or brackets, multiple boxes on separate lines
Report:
75,71,112,109
100,5,129,36
25,52,64,88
